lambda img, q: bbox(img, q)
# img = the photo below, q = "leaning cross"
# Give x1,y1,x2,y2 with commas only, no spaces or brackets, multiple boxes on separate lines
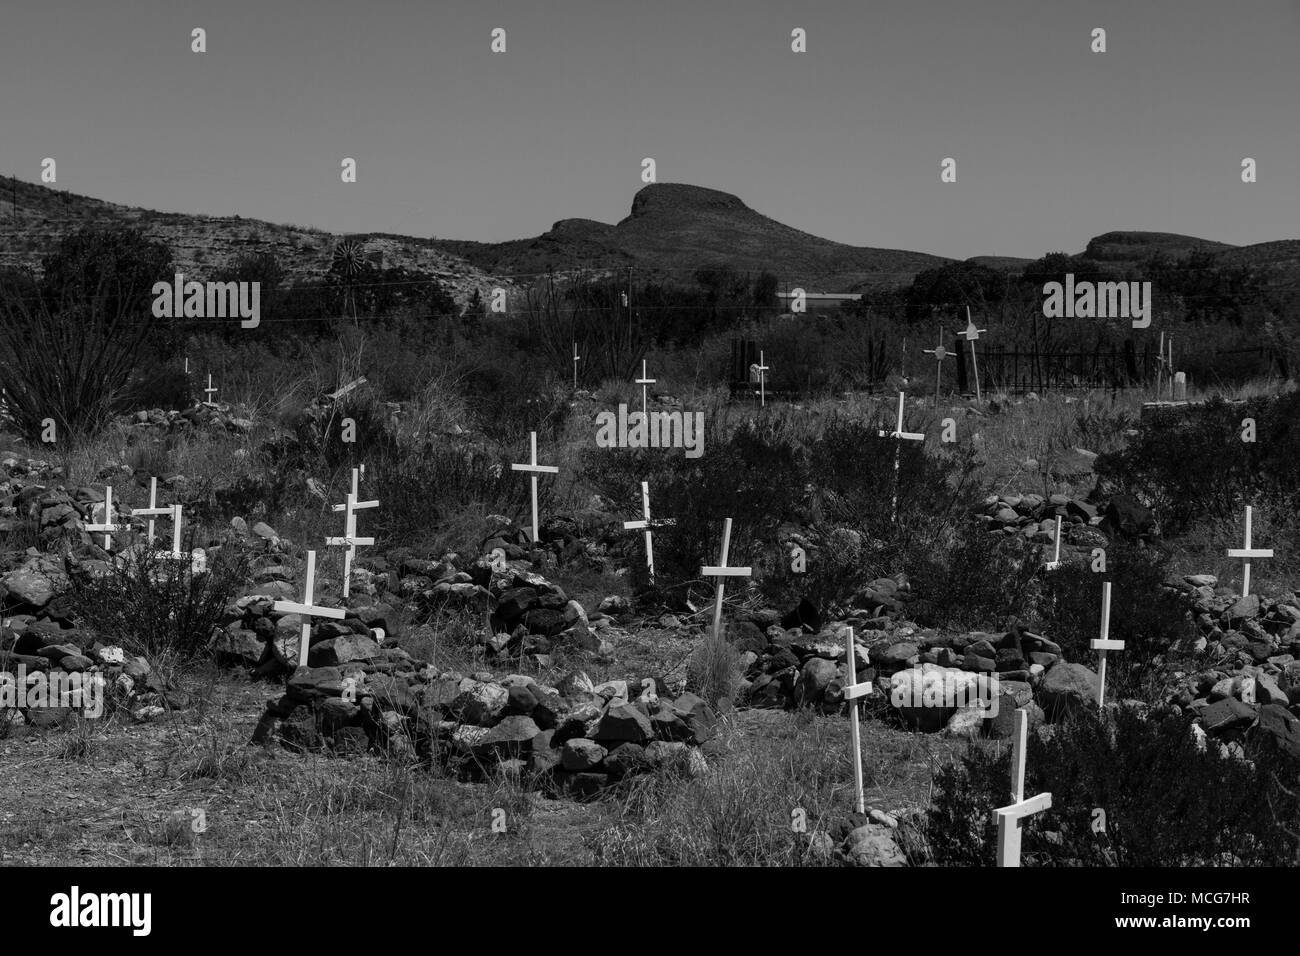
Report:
510,432,558,544
877,391,925,522
273,550,346,669
1091,581,1125,706
700,517,752,644
623,481,675,582
86,487,120,550
755,350,770,407
635,359,656,418
955,308,987,402
923,327,950,402
327,466,378,598
842,626,874,815
1227,505,1272,599
994,708,1052,867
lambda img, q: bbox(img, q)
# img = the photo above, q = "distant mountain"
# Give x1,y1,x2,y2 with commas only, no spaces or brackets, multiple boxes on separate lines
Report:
428,183,951,292
2,175,1295,301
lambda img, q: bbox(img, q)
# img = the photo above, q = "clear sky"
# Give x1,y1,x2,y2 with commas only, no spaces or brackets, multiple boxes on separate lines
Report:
2,0,1296,260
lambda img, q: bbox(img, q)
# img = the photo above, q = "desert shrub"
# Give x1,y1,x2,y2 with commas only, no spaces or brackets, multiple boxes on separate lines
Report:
1096,392,1300,535
1035,542,1193,697
0,227,173,440
367,440,533,549
67,540,250,660
927,706,1300,866
908,522,1042,631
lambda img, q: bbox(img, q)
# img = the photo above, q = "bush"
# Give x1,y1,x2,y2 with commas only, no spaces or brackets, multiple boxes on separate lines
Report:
1034,542,1193,697
1096,392,1300,535
908,522,1041,631
927,706,1300,866
68,540,250,660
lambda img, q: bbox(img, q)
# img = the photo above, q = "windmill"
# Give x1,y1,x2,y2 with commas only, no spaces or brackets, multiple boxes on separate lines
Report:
331,238,366,326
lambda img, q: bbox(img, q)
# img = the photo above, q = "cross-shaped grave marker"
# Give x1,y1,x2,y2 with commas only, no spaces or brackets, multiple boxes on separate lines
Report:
1044,515,1064,570
510,432,558,545
994,708,1052,867
273,550,346,669
203,373,218,405
1227,505,1273,599
622,481,675,582
755,350,770,407
842,626,874,815
923,327,950,402
700,517,752,643
85,486,120,550
1091,581,1125,706
955,308,987,402
327,466,378,598
572,341,580,390
132,476,170,545
877,391,925,522
635,359,655,418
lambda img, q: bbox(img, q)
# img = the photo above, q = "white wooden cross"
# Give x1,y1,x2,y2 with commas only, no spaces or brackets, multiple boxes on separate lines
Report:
184,356,190,375
755,350,770,407
635,359,655,418
572,341,580,390
994,708,1052,867
622,481,675,582
273,550,346,669
327,467,378,598
877,391,925,521
85,487,120,550
1091,581,1125,706
132,476,170,545
842,626,874,814
510,432,558,544
700,517,752,643
1044,515,1063,570
923,327,950,402
203,373,218,405
955,308,987,402
1227,505,1272,599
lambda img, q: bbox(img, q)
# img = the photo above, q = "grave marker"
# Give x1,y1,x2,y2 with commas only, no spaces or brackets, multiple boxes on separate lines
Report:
572,341,580,390
1227,504,1272,598
923,327,950,401
85,487,120,550
203,373,218,405
131,477,170,545
842,626,874,814
622,481,675,581
877,391,925,521
1044,515,1063,570
510,432,558,544
273,550,346,669
327,466,378,598
955,308,987,402
994,708,1052,867
1091,581,1125,705
635,359,655,418
755,350,770,407
700,517,752,643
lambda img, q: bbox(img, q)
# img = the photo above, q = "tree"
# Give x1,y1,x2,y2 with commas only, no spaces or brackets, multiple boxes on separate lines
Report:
0,226,173,440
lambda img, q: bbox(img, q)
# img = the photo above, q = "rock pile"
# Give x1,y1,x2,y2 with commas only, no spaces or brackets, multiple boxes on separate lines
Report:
251,645,719,796
1161,574,1300,757
978,491,1154,547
